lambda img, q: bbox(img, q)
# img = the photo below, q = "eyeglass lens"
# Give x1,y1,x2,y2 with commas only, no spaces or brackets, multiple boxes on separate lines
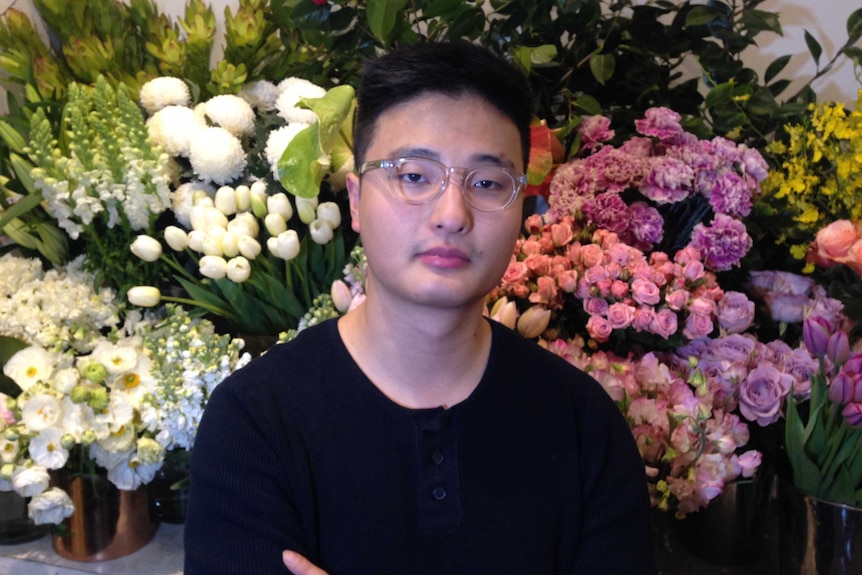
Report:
392,159,516,211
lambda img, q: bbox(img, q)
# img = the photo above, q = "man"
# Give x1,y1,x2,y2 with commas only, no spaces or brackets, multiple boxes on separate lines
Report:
185,41,655,575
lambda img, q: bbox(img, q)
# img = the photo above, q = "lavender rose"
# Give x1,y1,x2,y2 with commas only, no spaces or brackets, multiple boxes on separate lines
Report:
738,365,793,426
716,291,755,333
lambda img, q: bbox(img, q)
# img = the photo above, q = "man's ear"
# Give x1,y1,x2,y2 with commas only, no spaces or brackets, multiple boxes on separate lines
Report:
346,172,361,234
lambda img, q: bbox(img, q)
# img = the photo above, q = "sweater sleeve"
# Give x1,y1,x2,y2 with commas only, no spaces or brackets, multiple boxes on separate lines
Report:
183,363,314,575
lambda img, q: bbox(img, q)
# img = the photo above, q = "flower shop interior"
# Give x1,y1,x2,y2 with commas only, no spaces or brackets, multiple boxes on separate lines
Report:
0,0,861,574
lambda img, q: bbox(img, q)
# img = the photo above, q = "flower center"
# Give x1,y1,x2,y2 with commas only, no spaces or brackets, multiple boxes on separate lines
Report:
123,373,140,389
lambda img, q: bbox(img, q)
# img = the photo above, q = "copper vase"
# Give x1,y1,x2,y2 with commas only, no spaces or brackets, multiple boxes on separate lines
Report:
51,472,159,561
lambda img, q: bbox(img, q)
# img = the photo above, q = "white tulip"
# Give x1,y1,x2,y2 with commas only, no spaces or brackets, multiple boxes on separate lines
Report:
296,196,318,224
317,202,341,229
276,230,300,260
189,204,209,231
221,230,240,257
266,236,279,256
214,185,238,215
205,206,229,229
309,218,334,245
267,192,294,220
250,180,267,197
187,230,206,252
238,235,262,259
517,305,552,339
193,192,214,207
199,255,228,279
265,213,288,236
235,184,251,212
127,286,162,307
130,235,162,262
250,182,268,218
226,257,251,283
331,279,353,313
164,226,189,251
229,212,260,237
201,235,224,256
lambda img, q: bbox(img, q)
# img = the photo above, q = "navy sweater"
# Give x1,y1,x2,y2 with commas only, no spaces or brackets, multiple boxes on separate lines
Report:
184,319,655,574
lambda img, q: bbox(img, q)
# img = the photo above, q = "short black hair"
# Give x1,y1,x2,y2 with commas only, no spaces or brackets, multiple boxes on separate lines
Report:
353,41,534,169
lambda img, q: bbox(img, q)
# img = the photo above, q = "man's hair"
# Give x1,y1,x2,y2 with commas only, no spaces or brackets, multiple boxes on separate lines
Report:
353,41,534,169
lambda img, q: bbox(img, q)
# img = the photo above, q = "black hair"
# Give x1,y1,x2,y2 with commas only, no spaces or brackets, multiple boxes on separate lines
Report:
353,41,534,169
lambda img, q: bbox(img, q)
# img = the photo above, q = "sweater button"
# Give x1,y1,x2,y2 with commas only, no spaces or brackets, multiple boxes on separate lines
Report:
431,450,445,465
432,486,447,501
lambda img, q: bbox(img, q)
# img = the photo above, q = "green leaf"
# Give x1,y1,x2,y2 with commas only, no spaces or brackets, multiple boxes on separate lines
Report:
740,10,782,35
804,30,822,66
704,82,733,108
764,55,792,83
0,118,27,154
279,122,327,198
847,8,862,44
683,5,717,28
9,153,37,195
0,335,28,397
0,191,42,230
528,44,558,66
589,52,615,85
785,396,822,495
366,0,408,44
300,85,356,152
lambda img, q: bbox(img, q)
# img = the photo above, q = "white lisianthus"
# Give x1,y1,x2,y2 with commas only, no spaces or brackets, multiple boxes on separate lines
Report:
265,213,288,236
200,255,228,279
90,340,139,375
239,80,280,111
309,218,334,245
30,428,69,470
3,346,56,392
146,105,206,156
331,279,353,314
275,230,300,260
235,184,251,212
164,226,189,251
139,76,191,115
229,213,260,237
226,257,252,283
317,202,341,229
172,181,215,228
89,443,130,471
237,235,262,260
0,437,19,464
130,235,162,262
296,196,318,224
97,424,136,454
276,77,326,124
189,127,247,185
127,286,161,308
215,186,238,216
264,123,310,181
267,193,294,220
204,94,256,137
107,458,161,491
52,367,80,395
28,487,75,525
21,394,63,432
11,465,50,498
221,231,240,257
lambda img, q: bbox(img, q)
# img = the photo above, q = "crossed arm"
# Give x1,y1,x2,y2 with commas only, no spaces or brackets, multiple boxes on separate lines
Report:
282,550,328,575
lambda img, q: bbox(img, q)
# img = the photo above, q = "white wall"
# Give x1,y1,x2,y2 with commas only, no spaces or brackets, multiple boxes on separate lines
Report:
0,0,859,104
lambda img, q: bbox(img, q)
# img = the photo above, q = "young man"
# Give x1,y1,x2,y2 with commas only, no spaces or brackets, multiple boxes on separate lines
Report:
184,41,655,575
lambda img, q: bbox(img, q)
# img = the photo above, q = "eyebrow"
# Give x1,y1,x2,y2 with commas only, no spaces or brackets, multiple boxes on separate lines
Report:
388,146,517,169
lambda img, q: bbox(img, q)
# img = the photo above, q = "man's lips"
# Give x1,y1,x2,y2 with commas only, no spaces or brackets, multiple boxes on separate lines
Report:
417,246,471,269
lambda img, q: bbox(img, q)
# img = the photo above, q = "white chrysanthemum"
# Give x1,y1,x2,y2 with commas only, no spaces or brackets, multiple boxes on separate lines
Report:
189,127,247,185
239,80,280,111
276,77,326,124
265,123,311,180
11,464,50,498
172,181,215,228
204,94,256,137
28,487,75,525
139,76,192,115
29,428,69,470
21,394,63,432
146,105,206,157
3,346,56,392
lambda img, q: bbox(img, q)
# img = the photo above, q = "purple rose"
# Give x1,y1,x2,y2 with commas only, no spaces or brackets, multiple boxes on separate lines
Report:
738,366,792,426
710,334,757,363
716,291,755,333
683,313,714,339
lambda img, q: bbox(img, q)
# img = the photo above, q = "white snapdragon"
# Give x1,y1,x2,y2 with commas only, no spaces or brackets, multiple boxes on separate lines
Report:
188,127,247,185
139,77,191,115
204,94,256,137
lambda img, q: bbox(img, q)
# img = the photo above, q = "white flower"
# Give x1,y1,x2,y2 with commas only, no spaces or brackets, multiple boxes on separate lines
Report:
331,280,353,314
3,346,56,391
200,255,228,279
146,105,206,156
204,94,256,137
107,457,161,491
265,123,310,180
172,181,215,228
189,127,247,185
276,77,326,124
237,235,262,260
130,234,163,262
221,231,240,257
296,196,318,224
215,186,238,216
139,77,191,115
127,286,162,307
89,339,139,374
29,428,69,470
0,437,19,464
11,465,50,498
317,202,341,229
164,226,189,251
135,437,164,467
226,257,251,283
187,230,206,252
264,213,288,236
21,394,63,432
239,80,280,111
229,213,260,237
309,218,334,245
52,367,80,394
235,184,251,212
267,192,294,220
28,487,75,525
275,230,300,260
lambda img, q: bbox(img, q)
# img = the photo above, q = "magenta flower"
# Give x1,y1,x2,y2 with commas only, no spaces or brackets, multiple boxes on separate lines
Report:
635,107,684,139
842,402,862,427
582,193,630,234
689,214,753,271
578,115,615,150
640,157,694,204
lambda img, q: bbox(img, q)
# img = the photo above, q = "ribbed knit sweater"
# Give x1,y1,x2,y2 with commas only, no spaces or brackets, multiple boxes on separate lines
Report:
184,318,655,574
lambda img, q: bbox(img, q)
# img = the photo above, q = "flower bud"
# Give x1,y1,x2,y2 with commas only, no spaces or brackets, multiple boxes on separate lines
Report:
264,213,287,236
81,430,97,446
803,316,832,358
296,196,318,224
827,331,851,367
130,235,162,262
331,280,353,313
60,434,76,450
127,286,162,307
88,388,109,411
201,235,224,256
199,255,228,279
164,226,189,251
82,362,108,384
215,185,238,216
226,257,251,283
70,384,91,404
842,401,862,427
309,218,334,245
235,184,251,212
136,437,164,466
317,202,341,229
205,206,229,229
276,230,300,261
237,235,262,260
1,463,14,481
517,305,552,339
250,184,268,219
267,193,294,220
221,231,240,257
490,297,518,330
190,204,209,231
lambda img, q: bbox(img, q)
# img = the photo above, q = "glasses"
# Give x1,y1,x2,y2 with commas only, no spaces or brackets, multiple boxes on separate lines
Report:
358,157,527,212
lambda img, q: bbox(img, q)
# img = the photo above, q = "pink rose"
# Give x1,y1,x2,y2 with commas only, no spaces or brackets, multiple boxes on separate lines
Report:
583,296,609,316
606,302,636,329
649,308,679,339
716,291,755,333
529,276,559,306
580,244,605,267
665,289,690,311
501,261,529,290
633,307,656,331
610,280,629,300
556,269,579,292
813,219,858,262
683,312,714,339
738,365,792,426
550,222,574,246
586,315,614,342
631,278,660,305
584,265,610,285
520,238,542,256
524,253,551,277
688,296,716,316
523,214,544,234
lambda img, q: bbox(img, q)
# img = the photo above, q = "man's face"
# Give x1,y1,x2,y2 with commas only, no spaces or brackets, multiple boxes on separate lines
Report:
346,92,525,314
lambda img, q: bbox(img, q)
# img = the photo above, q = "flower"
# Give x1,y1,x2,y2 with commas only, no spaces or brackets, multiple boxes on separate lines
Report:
139,76,192,115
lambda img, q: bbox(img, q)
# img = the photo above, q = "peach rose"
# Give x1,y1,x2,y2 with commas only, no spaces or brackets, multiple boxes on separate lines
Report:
813,219,858,262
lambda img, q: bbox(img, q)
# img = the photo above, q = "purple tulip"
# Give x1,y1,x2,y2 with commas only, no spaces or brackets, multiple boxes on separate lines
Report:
842,402,862,427
803,316,832,357
826,331,851,366
828,372,856,405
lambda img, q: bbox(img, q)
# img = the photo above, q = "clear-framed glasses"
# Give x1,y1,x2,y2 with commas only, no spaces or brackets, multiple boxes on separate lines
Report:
358,157,527,212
